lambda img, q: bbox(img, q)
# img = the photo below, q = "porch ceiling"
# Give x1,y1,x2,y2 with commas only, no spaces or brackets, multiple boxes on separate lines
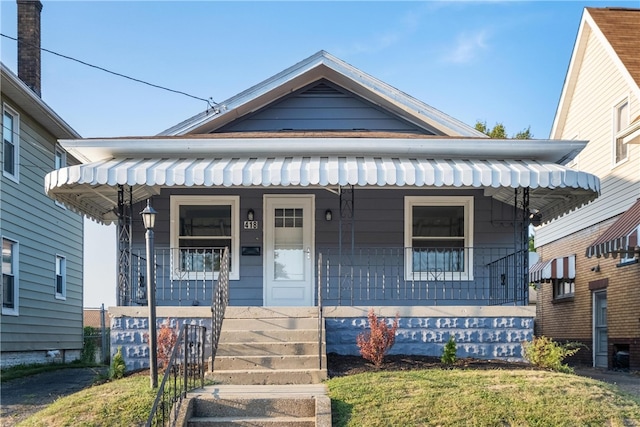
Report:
45,156,599,224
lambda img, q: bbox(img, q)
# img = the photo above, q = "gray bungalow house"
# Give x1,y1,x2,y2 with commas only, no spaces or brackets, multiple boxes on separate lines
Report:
45,51,599,371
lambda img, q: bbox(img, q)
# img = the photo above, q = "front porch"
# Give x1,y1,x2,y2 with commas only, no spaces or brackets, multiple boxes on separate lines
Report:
121,245,529,308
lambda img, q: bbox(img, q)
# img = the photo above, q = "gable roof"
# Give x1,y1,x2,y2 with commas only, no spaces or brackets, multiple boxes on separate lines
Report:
159,50,486,138
1,62,81,140
587,8,640,88
550,7,640,138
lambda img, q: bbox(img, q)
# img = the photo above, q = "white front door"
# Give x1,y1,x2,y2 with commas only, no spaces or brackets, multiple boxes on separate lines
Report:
593,291,608,368
264,195,315,306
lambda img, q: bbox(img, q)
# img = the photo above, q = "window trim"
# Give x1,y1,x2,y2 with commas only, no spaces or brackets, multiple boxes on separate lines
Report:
55,254,66,300
54,147,67,209
2,103,20,183
613,97,629,167
404,195,474,281
169,195,240,280
2,237,19,316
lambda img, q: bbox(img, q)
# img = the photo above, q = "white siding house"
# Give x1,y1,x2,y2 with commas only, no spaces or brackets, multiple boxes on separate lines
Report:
534,7,640,370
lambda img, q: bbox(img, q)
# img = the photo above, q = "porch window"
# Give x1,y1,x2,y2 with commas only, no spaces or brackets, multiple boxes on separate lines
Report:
2,104,19,182
405,196,474,280
614,99,628,165
170,196,239,280
553,279,574,299
55,255,66,300
2,238,19,315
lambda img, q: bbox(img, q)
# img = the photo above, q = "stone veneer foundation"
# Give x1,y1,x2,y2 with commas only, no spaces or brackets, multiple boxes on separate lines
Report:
109,306,535,371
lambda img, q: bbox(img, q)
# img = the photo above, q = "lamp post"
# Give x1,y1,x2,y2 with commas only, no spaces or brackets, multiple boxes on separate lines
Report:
141,199,158,388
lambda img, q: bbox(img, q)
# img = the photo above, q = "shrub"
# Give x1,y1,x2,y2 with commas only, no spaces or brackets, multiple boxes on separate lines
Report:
356,309,399,368
110,346,126,379
156,318,179,368
143,318,180,369
441,335,457,365
523,336,581,373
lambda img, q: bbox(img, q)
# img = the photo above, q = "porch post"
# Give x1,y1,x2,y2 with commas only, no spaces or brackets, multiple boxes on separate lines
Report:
514,187,530,305
117,185,133,306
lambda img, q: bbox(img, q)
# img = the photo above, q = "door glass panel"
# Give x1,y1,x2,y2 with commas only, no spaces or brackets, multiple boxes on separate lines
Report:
273,208,304,280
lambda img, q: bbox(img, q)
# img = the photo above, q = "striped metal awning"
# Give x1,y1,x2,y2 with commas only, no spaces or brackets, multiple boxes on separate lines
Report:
45,156,600,224
529,255,576,283
586,199,640,258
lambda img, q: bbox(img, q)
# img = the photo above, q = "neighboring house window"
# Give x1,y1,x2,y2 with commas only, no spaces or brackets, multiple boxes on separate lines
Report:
2,238,19,315
55,147,66,170
553,279,574,299
619,226,640,265
2,104,19,182
54,148,67,208
170,196,239,280
614,99,629,165
55,255,66,300
405,196,474,280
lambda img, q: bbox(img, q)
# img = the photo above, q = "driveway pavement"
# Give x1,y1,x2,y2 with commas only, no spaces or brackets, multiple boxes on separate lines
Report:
574,367,640,399
0,366,108,426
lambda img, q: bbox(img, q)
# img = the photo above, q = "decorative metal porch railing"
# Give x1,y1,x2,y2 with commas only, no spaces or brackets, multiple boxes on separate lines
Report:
318,247,528,306
146,323,206,427
125,246,527,307
128,247,227,306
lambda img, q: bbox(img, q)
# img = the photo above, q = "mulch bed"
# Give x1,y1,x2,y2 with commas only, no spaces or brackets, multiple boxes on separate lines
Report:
327,353,534,378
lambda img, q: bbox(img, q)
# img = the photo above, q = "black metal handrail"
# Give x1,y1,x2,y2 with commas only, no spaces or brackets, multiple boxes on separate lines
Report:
210,247,230,371
146,323,206,427
317,252,323,370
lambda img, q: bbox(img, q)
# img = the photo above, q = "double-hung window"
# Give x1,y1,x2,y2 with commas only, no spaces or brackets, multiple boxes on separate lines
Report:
2,238,19,315
614,99,629,165
55,255,66,300
170,196,239,280
405,196,474,280
3,104,19,182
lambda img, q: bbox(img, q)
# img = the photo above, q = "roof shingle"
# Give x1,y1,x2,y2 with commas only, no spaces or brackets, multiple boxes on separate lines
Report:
587,7,640,88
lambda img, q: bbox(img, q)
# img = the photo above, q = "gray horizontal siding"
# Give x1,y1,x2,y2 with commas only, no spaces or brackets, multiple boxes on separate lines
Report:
217,80,431,133
1,98,83,353
136,188,522,307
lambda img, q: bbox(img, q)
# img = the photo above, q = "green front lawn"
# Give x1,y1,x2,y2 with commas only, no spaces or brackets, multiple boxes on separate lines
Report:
14,368,640,426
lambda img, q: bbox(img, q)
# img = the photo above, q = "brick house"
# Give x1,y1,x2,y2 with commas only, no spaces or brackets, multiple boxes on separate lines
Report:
533,7,640,370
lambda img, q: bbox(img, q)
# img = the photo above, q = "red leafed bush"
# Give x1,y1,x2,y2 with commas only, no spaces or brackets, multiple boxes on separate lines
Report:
356,308,399,368
156,318,179,369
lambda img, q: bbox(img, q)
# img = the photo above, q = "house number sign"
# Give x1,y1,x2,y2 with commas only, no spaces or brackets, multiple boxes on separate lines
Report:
244,220,259,230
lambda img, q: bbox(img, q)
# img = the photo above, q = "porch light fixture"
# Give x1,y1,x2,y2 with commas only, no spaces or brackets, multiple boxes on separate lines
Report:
140,199,158,388
325,209,332,221
247,209,255,221
529,211,542,227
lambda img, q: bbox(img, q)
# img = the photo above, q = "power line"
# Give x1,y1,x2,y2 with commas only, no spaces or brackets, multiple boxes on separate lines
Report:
1,33,218,110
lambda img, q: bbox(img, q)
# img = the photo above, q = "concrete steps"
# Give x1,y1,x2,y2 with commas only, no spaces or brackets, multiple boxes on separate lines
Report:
208,307,327,386
183,385,331,427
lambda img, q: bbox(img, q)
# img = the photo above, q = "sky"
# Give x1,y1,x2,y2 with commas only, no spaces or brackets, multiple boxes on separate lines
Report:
1,0,636,307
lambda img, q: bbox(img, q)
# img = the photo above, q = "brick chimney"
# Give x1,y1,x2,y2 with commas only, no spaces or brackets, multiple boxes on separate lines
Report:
17,0,43,97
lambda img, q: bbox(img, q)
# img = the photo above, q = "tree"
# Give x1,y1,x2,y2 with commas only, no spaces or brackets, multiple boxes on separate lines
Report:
475,121,533,139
